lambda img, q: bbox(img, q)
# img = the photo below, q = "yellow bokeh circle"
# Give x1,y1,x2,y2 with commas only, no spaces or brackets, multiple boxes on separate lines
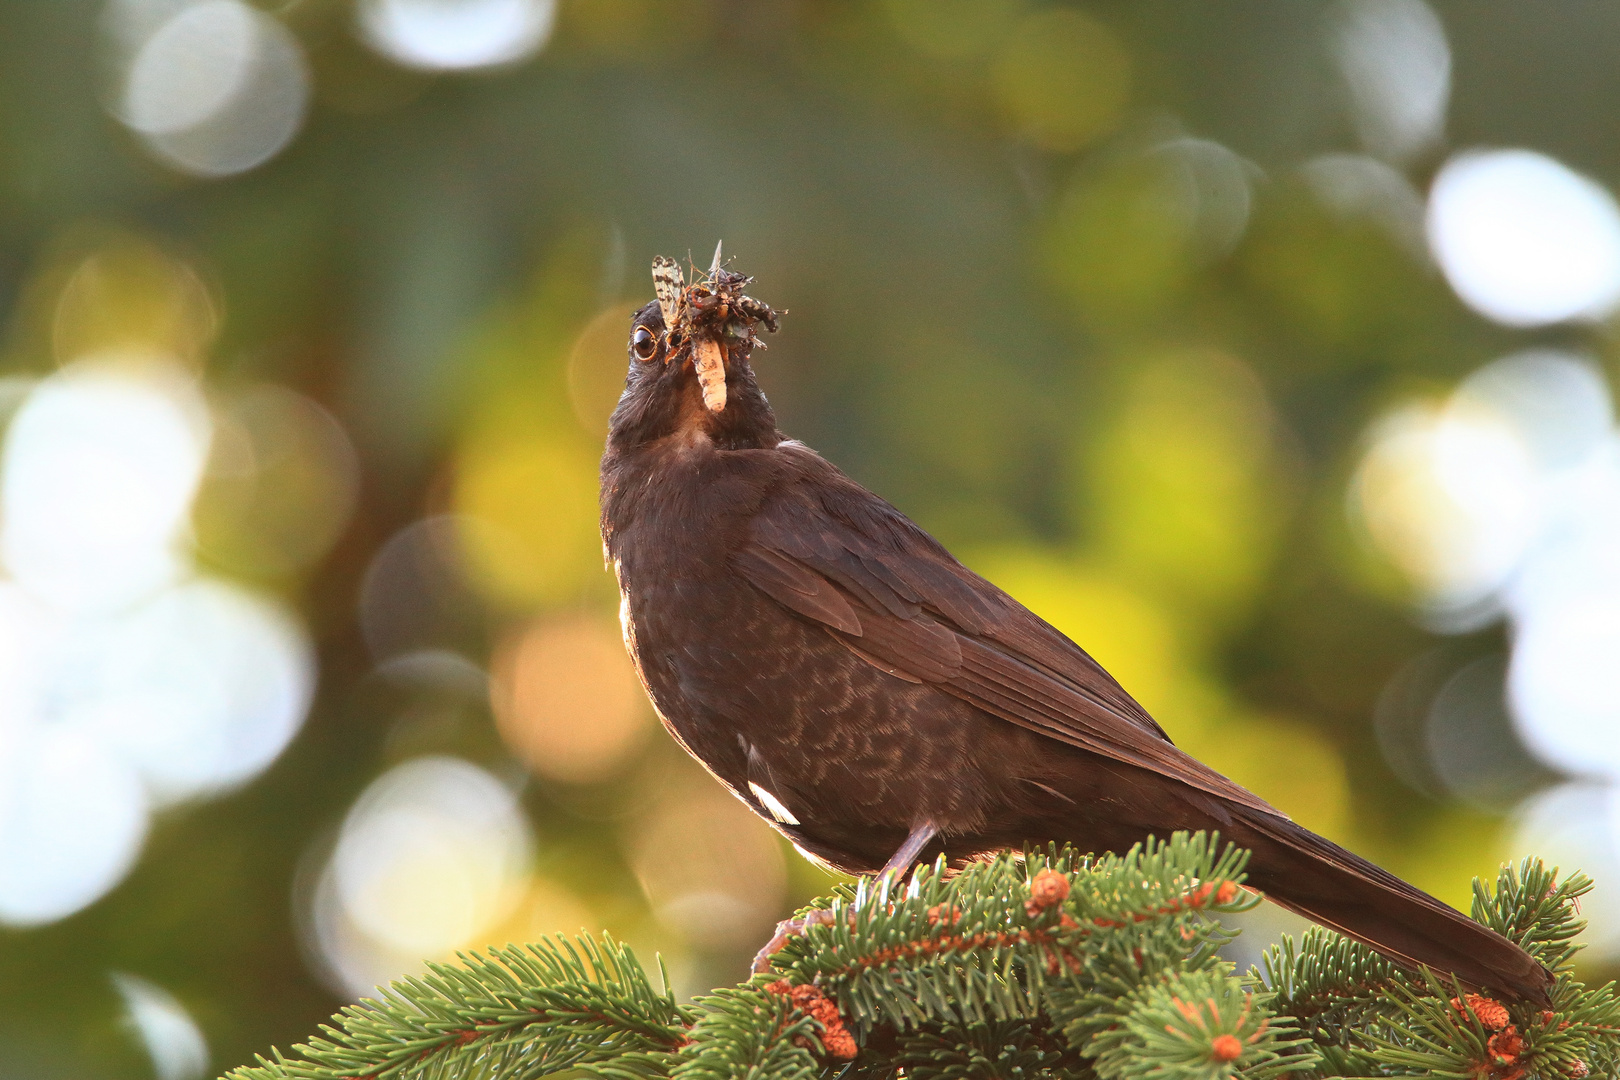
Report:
991,9,1131,153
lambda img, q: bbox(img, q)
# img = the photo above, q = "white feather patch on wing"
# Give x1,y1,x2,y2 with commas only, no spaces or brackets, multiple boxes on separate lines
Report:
748,781,800,825
651,256,684,331
694,336,727,412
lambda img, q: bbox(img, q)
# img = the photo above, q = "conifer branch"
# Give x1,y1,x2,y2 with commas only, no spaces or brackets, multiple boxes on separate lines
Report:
224,835,1620,1080
225,936,692,1080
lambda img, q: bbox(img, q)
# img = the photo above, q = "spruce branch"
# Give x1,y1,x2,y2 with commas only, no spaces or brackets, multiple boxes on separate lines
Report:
885,1017,1085,1079
222,835,1620,1080
765,833,1256,1042
1473,861,1597,973
672,986,820,1080
1259,928,1408,1060
223,936,692,1080
1086,968,1314,1080
1260,855,1620,1080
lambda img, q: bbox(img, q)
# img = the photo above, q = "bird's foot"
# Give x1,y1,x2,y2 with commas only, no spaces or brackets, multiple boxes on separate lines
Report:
752,825,943,974
751,908,840,974
751,881,931,974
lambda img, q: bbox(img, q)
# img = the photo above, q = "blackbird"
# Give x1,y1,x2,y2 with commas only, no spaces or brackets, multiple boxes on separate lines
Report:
598,249,1553,1005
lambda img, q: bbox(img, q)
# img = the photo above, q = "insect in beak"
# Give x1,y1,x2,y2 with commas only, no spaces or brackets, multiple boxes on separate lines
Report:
651,246,729,413
692,337,727,412
649,242,781,416
651,255,685,334
693,240,728,412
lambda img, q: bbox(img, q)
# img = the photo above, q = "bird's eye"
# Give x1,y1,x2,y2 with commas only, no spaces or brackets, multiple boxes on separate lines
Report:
631,326,659,361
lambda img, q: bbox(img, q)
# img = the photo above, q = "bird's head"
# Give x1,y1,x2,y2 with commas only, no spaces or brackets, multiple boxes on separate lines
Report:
605,246,783,453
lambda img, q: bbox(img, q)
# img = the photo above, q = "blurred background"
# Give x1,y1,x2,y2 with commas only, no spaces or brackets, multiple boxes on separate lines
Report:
2,0,1620,1074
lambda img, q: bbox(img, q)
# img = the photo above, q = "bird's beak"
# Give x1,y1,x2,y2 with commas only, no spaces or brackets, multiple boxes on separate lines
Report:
693,337,727,412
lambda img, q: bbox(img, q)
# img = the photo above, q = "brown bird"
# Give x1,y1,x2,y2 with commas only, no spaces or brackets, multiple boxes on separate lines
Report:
598,249,1553,1006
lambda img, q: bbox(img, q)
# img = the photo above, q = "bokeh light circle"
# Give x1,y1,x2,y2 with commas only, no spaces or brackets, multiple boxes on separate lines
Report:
1303,153,1427,253
452,434,603,608
1423,653,1545,811
331,756,532,954
1452,350,1613,469
989,7,1131,153
567,304,638,437
309,755,536,995
1427,149,1620,326
1330,0,1451,162
358,515,487,661
1509,598,1620,781
627,773,786,950
1354,349,1620,622
82,579,315,804
194,385,360,577
1,359,210,613
1154,137,1253,257
115,0,309,178
359,0,557,72
52,239,220,367
1509,783,1620,959
0,718,148,926
491,612,652,784
1351,400,1539,609
122,0,257,135
111,972,210,1080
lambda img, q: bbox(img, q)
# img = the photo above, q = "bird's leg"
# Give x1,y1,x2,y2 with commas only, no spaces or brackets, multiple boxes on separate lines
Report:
878,819,940,880
751,821,939,974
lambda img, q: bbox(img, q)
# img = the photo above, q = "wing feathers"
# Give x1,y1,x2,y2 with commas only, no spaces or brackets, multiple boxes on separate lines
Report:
835,609,961,683
950,631,1277,814
733,467,1278,817
730,546,863,636
755,518,921,620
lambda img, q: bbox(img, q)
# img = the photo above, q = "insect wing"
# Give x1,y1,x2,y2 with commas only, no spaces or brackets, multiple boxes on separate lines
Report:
651,256,685,332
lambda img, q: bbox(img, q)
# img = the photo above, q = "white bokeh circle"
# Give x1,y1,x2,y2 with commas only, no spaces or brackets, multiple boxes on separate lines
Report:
123,0,258,134
1453,351,1613,469
1331,0,1451,162
359,0,556,71
1351,400,1541,611
111,0,310,178
1,359,209,613
310,756,535,996
1510,783,1620,960
75,579,315,804
0,702,149,926
1509,597,1620,781
1427,149,1620,327
0,359,318,925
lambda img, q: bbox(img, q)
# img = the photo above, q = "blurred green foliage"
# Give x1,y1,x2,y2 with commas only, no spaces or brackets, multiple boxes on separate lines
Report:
0,0,1613,1076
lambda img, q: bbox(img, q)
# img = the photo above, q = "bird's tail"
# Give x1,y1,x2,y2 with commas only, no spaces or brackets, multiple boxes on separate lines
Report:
1226,809,1553,1007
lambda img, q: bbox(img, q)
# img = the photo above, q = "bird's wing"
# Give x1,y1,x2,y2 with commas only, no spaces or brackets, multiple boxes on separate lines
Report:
731,451,1283,817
